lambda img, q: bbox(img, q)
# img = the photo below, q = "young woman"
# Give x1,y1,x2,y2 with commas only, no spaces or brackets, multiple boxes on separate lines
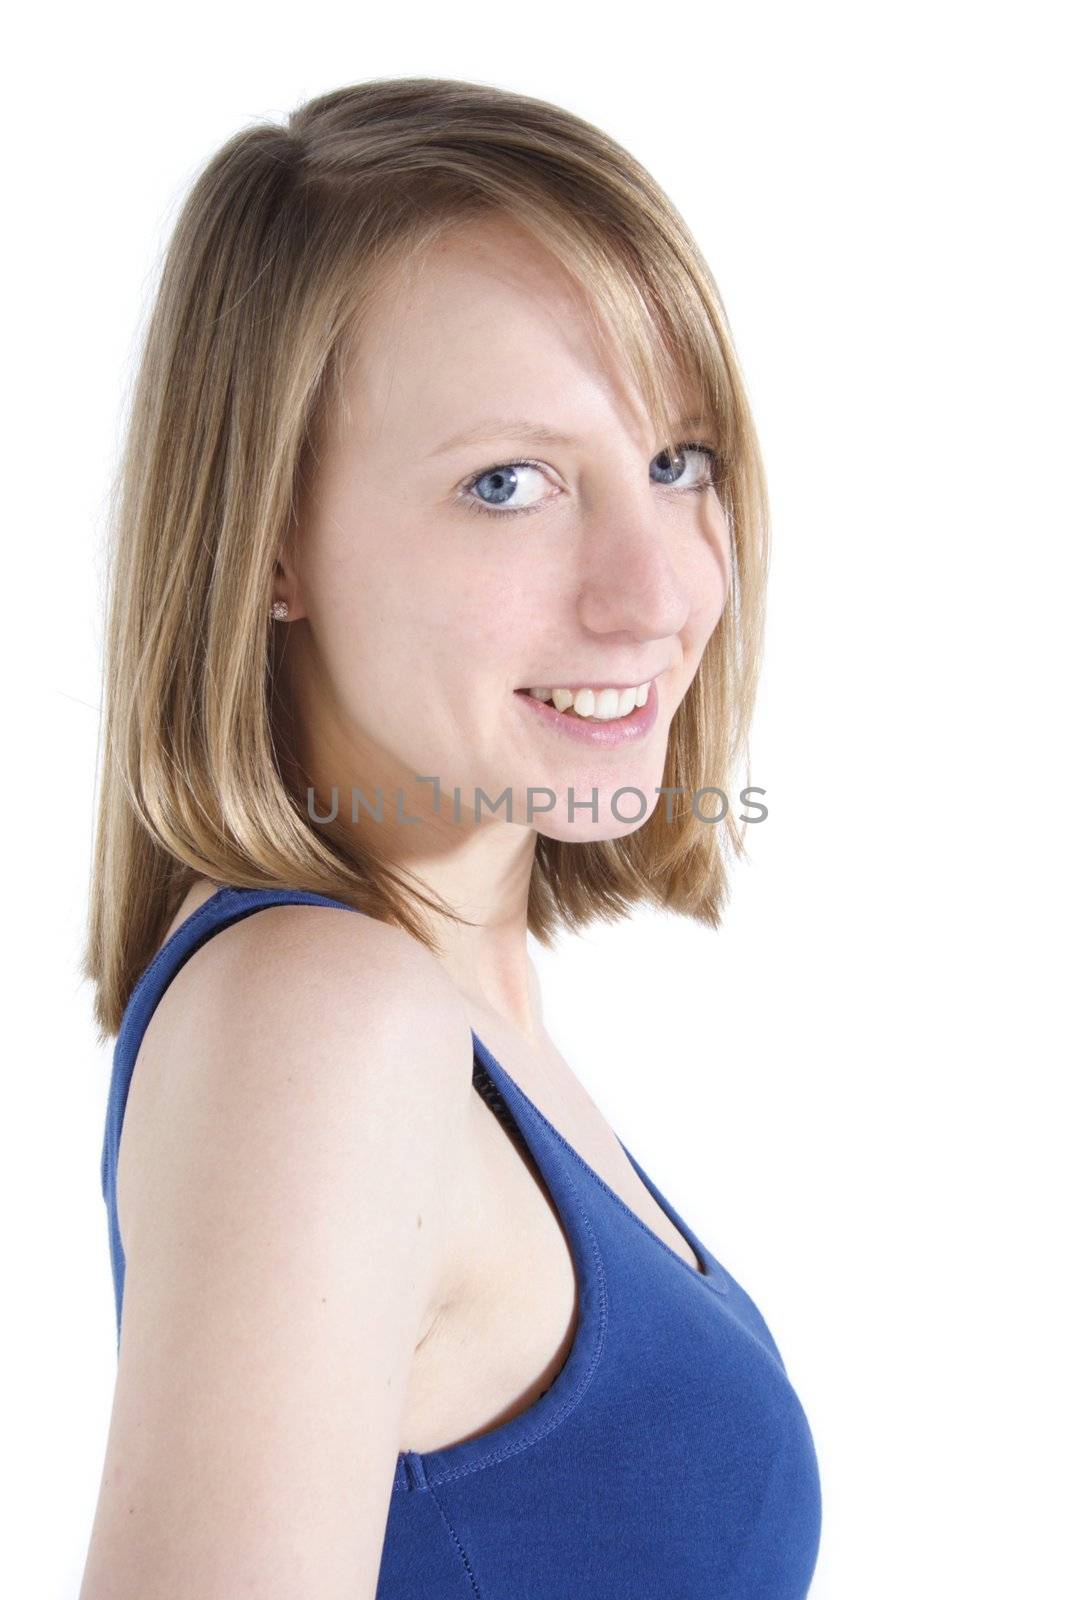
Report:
80,77,821,1599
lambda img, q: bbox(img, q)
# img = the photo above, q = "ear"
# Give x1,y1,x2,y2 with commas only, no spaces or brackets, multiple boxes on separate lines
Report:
270,549,307,622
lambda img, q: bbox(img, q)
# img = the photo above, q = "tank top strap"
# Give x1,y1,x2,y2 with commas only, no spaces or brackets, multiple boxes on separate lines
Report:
468,1030,585,1194
469,1039,602,1211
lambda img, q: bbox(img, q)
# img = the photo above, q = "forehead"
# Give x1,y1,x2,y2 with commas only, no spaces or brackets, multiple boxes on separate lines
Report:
337,218,692,455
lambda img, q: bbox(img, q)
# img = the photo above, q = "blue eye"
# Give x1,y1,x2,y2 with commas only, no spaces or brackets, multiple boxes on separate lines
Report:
649,442,720,489
458,441,721,518
463,459,550,518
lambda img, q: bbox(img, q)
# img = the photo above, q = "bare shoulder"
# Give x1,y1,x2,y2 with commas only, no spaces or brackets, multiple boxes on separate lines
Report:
157,888,468,1049
84,901,474,1598
144,893,472,1100
124,897,476,1290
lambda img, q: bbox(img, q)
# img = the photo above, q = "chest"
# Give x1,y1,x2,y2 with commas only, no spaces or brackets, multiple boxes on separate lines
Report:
399,1026,700,1454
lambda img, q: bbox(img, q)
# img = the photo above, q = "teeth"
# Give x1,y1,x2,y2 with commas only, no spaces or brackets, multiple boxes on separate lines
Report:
525,682,652,722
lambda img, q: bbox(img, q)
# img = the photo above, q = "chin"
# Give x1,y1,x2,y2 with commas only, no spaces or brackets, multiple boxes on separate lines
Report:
530,812,654,846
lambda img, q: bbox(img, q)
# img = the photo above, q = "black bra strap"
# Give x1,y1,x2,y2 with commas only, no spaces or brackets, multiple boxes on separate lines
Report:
471,1055,526,1150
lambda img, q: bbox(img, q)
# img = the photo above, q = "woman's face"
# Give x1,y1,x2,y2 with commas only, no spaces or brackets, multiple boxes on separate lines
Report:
281,217,729,846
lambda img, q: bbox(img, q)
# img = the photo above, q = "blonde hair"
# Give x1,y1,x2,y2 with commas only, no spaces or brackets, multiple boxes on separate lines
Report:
83,76,771,1041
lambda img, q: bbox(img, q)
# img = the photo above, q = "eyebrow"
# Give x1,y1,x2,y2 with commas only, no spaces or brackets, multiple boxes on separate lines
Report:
429,414,713,458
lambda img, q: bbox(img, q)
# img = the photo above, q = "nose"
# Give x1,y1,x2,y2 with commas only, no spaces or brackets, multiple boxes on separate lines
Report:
574,494,691,644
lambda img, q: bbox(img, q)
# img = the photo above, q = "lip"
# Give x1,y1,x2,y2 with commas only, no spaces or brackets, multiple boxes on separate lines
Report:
516,671,669,692
512,677,661,748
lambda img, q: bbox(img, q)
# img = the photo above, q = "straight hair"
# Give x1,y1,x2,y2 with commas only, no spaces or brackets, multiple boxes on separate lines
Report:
83,77,771,1040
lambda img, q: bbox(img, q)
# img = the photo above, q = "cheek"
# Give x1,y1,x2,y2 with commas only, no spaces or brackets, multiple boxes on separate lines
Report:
315,530,525,717
682,520,730,647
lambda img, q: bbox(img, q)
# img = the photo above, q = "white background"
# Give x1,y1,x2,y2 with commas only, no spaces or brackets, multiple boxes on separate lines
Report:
3,3,1063,1595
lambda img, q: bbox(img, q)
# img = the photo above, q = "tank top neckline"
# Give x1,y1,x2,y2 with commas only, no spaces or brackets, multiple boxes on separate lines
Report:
470,1029,724,1292
120,882,732,1491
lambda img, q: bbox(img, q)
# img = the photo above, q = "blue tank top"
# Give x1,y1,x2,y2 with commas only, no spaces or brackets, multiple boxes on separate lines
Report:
101,885,822,1597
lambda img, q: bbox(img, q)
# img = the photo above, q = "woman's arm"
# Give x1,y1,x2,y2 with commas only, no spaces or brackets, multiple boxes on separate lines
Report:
79,907,474,1600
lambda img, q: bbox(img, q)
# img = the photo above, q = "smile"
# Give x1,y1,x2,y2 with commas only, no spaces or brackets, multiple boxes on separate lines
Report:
513,677,661,747
517,682,652,723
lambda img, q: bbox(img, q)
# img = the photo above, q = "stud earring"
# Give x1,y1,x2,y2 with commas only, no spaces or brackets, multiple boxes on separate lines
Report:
270,600,289,621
